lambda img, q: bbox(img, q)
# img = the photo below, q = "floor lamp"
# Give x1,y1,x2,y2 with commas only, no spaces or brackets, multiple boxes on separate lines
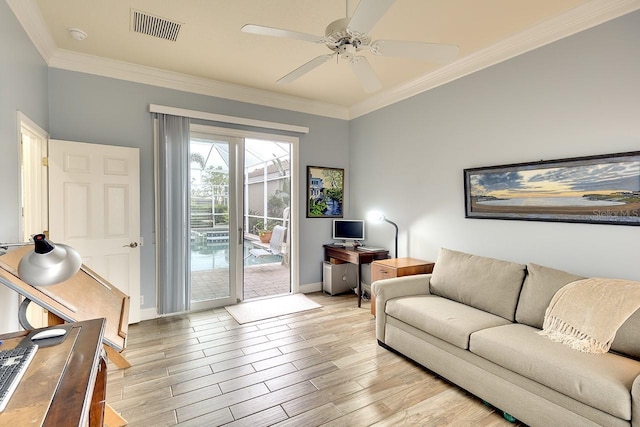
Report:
367,211,399,258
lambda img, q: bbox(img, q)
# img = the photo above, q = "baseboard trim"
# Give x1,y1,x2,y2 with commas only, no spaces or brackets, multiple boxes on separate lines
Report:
299,282,322,294
139,307,158,322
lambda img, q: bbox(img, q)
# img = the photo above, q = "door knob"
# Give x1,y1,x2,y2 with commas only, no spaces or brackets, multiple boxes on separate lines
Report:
123,242,139,248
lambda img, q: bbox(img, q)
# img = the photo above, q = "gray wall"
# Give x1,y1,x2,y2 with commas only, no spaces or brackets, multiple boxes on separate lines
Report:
47,69,349,309
350,10,640,281
0,1,49,332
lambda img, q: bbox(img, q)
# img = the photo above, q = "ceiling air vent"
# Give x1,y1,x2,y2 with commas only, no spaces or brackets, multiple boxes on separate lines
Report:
131,9,182,42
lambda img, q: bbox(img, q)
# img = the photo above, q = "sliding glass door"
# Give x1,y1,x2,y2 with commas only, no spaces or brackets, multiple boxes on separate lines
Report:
188,126,296,309
243,138,292,300
189,131,240,310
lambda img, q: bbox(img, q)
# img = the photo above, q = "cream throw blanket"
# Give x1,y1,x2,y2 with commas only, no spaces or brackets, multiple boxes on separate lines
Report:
539,277,640,354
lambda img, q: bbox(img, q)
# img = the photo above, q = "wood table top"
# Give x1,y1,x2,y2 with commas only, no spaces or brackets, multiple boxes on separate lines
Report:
0,318,105,426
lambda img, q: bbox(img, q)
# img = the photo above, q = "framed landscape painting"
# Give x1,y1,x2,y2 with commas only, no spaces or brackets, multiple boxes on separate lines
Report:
464,151,640,226
307,166,344,218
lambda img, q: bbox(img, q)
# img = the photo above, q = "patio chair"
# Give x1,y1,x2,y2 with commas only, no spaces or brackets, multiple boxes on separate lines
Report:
281,207,290,266
246,225,286,260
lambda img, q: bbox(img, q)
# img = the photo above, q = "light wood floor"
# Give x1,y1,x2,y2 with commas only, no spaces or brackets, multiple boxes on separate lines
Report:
107,292,525,426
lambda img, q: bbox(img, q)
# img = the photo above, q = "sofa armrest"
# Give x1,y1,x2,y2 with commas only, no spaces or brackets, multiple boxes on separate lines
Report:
372,274,431,342
633,374,640,426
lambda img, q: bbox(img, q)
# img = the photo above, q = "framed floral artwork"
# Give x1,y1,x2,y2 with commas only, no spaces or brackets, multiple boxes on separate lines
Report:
307,166,344,218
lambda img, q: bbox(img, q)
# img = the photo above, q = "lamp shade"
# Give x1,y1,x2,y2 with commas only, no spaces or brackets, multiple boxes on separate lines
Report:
366,211,385,223
17,234,82,286
366,211,399,258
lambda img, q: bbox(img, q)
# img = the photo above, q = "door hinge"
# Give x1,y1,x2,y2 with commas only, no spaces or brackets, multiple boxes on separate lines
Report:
42,157,48,167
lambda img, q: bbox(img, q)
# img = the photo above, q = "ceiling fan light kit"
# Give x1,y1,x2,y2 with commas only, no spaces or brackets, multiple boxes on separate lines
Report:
241,0,458,93
325,17,370,48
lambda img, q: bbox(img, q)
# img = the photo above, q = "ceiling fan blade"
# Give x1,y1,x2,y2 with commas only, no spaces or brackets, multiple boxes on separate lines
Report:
347,0,396,37
371,40,459,63
349,56,382,93
241,24,324,44
277,54,334,84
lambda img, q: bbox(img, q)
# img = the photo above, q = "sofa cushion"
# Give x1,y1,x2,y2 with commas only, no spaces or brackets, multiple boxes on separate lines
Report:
385,295,511,350
612,309,640,360
515,263,584,329
470,323,640,420
429,248,526,321
514,263,640,359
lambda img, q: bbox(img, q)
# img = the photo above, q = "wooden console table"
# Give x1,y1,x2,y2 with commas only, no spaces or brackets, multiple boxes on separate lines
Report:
0,319,107,426
323,245,389,308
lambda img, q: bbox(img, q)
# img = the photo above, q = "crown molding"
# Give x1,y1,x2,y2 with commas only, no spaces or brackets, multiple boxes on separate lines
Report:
349,0,640,119
48,49,350,120
9,0,640,121
7,0,349,120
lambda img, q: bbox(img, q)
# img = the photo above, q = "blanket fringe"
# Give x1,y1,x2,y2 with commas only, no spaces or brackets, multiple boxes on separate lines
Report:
538,315,611,353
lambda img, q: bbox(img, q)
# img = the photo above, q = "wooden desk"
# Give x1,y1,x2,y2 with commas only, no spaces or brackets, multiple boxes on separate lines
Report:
0,319,106,426
323,245,389,308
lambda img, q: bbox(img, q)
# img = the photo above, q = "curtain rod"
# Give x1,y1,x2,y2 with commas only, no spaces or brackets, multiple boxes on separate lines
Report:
149,104,309,134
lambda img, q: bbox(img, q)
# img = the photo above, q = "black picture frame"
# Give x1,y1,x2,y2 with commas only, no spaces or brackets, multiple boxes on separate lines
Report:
307,166,344,218
464,151,640,226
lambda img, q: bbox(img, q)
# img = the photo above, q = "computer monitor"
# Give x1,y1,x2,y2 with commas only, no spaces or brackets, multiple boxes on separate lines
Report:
332,219,365,246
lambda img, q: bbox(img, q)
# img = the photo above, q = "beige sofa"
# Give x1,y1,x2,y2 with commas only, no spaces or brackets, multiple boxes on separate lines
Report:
372,248,640,427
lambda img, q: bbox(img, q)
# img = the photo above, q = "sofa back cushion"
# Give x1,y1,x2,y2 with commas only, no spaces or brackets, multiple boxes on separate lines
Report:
515,263,640,359
515,263,584,329
430,248,526,321
612,310,640,359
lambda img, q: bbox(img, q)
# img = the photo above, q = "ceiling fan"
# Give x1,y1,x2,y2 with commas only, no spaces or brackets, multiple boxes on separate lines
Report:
241,0,459,93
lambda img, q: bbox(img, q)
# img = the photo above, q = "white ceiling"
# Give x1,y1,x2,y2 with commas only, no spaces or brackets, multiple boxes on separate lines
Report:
8,0,640,119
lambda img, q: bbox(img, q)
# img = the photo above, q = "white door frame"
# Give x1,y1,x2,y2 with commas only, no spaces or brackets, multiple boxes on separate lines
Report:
17,112,49,328
17,112,49,242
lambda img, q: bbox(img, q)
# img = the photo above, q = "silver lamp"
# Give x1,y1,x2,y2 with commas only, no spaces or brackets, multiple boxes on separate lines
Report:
1,234,82,330
2,234,82,287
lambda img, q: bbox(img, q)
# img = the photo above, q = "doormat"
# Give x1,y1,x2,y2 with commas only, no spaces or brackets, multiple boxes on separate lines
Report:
225,293,322,324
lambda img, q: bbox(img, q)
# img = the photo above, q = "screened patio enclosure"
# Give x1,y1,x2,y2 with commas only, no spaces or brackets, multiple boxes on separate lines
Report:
189,137,292,302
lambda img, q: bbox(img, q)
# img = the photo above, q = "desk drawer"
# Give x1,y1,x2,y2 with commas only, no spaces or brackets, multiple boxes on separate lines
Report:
371,264,396,282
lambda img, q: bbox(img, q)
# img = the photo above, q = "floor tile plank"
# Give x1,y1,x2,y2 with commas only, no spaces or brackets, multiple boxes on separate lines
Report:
229,381,318,419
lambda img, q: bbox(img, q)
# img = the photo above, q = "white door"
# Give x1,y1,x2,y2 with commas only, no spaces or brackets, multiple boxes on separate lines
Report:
48,139,141,323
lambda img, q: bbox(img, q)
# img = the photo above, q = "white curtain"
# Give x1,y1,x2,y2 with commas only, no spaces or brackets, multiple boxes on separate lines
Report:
155,114,191,314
